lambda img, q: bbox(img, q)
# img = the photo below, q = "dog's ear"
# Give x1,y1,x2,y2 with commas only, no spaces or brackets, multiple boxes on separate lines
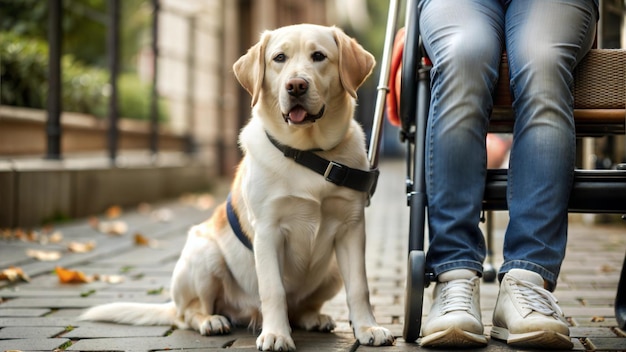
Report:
233,31,271,107
333,27,375,98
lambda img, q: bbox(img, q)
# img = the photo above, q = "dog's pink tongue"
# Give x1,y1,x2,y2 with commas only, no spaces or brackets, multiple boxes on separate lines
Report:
288,107,307,123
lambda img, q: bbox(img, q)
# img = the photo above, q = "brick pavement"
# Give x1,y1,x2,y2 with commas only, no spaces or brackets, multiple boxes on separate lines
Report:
0,159,624,351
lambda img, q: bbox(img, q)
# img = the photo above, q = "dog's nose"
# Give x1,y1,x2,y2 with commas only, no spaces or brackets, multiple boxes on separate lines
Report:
286,77,308,97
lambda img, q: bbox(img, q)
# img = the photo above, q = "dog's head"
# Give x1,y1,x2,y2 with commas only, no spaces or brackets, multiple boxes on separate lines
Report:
233,24,375,135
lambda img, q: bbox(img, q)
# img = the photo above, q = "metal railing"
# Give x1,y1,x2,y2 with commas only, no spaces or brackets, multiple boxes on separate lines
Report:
44,0,206,164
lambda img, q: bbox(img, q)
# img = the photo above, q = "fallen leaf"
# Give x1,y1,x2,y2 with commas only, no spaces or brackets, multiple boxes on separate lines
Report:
105,205,123,219
26,249,62,261
151,209,173,223
80,289,96,297
94,274,124,284
55,266,92,284
67,241,96,253
98,221,128,235
48,231,64,243
599,264,615,273
26,230,39,242
88,216,100,229
0,266,31,282
13,229,27,241
1,228,11,239
591,316,605,322
147,286,164,295
137,202,152,214
134,233,158,247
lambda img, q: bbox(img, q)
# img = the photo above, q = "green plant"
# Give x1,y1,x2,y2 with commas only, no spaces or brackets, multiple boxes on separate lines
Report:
118,73,168,122
0,32,48,108
0,31,168,122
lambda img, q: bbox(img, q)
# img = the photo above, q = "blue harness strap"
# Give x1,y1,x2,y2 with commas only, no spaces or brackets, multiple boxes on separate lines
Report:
226,193,253,251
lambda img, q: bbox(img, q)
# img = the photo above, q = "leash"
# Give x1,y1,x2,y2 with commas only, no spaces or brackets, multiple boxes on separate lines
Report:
266,132,379,197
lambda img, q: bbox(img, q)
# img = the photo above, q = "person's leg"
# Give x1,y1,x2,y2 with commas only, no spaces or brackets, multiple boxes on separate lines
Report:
418,0,503,346
421,0,503,278
492,0,597,349
501,0,597,290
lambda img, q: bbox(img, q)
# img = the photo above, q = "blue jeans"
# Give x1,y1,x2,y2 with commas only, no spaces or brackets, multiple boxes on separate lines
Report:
419,0,597,289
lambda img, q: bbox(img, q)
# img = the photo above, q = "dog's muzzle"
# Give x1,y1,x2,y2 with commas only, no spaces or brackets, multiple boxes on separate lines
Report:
283,105,325,125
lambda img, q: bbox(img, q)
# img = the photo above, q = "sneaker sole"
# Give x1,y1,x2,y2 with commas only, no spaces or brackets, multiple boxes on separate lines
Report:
491,326,573,350
420,326,488,348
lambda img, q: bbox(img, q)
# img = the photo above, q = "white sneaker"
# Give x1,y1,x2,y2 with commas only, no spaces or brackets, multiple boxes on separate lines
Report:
491,269,573,350
420,269,488,348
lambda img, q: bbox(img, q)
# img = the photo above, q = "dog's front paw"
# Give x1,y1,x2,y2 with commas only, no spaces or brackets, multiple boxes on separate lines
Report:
256,331,296,351
199,315,231,335
297,312,336,332
355,326,395,346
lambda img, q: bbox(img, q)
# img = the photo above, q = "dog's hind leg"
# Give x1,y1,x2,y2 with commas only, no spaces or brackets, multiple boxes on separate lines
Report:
181,299,231,336
172,245,232,336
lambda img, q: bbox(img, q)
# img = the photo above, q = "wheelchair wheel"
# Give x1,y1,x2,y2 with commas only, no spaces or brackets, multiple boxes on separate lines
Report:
483,263,497,282
402,250,426,343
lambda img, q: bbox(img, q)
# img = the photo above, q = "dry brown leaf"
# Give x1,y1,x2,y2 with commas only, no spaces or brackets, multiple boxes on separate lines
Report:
67,241,96,253
591,316,605,322
134,232,150,246
1,228,11,239
98,221,128,235
55,266,92,284
48,231,64,244
137,202,152,214
26,249,62,261
134,233,158,247
26,230,39,242
88,216,100,229
599,264,616,273
13,229,27,241
0,266,31,282
105,205,123,219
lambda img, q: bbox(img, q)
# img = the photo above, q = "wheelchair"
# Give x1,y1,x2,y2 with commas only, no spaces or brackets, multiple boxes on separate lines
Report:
367,0,626,343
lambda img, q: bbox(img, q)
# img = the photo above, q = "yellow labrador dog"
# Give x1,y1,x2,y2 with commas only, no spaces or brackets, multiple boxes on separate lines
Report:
80,24,394,351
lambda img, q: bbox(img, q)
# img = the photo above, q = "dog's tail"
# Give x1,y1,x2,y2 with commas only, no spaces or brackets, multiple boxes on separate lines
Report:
79,301,181,327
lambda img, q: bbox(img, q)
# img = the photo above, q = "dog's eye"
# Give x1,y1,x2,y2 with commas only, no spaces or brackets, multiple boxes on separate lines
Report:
273,53,286,63
311,51,326,62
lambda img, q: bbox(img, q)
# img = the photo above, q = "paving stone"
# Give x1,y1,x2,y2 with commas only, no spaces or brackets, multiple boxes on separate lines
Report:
66,334,229,352
570,326,621,338
64,322,171,338
0,317,78,327
0,338,70,351
96,276,172,291
587,337,626,350
0,308,50,317
0,286,106,298
46,308,84,318
0,326,67,339
91,246,182,266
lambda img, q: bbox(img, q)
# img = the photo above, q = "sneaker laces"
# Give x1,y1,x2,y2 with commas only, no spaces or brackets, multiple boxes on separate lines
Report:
508,276,564,318
440,277,478,314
